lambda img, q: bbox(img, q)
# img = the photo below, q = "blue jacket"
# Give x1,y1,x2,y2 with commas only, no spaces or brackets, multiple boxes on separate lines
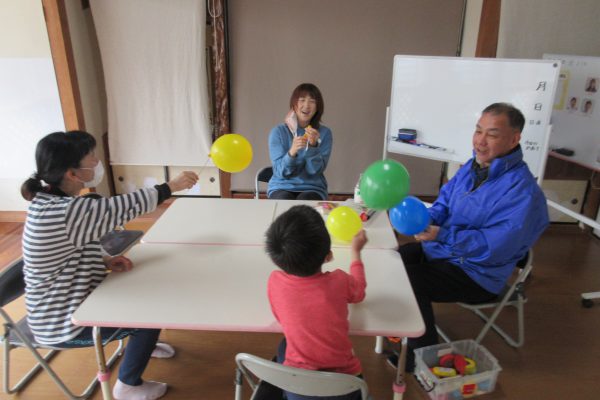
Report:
422,146,549,294
267,123,333,200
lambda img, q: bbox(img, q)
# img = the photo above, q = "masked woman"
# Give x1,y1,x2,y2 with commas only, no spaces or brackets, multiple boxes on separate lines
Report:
21,131,198,400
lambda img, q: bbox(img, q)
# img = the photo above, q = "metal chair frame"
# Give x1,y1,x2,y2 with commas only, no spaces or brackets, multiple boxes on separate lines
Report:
1,259,125,399
254,167,273,199
234,353,369,400
436,250,534,348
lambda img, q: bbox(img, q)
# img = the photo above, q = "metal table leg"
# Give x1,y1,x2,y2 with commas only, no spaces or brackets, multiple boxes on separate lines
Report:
93,326,113,400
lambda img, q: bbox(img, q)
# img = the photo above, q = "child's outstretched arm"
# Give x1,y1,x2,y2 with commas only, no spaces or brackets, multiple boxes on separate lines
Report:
351,230,368,262
348,230,368,303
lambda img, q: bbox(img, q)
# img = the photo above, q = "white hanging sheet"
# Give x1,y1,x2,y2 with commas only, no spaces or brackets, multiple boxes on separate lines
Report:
91,0,212,166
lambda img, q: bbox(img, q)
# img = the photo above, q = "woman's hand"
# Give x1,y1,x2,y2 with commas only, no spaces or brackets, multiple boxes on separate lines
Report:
106,256,133,273
289,135,308,157
168,171,199,193
305,126,320,147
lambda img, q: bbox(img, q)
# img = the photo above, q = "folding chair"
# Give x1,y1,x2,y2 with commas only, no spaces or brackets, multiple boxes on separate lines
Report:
254,166,273,199
436,250,534,348
1,258,125,399
234,353,370,400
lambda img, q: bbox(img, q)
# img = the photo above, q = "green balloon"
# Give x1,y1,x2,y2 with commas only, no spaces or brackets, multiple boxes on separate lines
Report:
359,160,410,210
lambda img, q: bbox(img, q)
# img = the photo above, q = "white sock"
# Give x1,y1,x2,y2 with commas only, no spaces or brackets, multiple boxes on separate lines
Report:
151,342,175,359
113,379,167,400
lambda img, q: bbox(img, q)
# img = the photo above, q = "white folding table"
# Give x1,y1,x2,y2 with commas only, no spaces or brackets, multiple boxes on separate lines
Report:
74,198,423,400
142,198,398,249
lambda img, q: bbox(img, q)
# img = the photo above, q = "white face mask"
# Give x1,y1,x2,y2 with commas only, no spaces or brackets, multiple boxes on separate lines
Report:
78,161,105,188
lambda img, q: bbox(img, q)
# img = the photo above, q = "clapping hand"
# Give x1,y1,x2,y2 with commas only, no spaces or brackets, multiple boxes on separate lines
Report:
304,125,320,147
289,135,308,157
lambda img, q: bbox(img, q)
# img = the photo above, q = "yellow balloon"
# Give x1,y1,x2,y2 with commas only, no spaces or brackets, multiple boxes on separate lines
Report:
326,206,363,242
210,134,253,173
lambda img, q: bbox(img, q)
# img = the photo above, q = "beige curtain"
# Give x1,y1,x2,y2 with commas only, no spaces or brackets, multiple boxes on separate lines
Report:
91,0,211,166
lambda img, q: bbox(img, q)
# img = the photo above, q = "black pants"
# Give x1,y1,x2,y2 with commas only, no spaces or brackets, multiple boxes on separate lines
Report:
269,190,324,200
400,242,496,370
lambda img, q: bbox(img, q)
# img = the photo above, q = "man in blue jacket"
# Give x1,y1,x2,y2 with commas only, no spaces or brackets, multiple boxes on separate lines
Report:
390,103,549,371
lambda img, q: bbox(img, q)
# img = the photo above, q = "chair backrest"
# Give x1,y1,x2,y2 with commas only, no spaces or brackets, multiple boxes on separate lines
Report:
236,353,368,399
0,259,25,308
254,167,273,199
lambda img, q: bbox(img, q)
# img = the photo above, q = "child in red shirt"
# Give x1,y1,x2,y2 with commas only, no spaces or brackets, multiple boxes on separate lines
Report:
265,205,368,400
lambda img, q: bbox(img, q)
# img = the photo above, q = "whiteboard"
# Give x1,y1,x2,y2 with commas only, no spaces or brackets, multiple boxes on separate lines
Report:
543,54,600,171
386,56,560,178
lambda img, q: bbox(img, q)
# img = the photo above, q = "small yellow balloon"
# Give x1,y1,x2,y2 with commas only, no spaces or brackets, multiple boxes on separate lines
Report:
210,134,253,173
326,206,363,242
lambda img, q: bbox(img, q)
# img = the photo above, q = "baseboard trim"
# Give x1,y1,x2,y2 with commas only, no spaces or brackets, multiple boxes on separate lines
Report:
0,211,26,223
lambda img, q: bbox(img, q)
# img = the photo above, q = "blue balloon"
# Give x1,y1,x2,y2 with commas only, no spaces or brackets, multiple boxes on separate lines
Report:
389,196,430,235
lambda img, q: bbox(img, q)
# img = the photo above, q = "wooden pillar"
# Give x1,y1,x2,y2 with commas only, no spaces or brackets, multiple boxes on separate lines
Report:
475,0,501,58
41,0,85,131
209,0,232,197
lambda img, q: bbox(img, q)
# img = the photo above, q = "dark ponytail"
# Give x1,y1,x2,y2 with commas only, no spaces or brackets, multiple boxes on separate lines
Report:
21,131,96,201
21,174,44,201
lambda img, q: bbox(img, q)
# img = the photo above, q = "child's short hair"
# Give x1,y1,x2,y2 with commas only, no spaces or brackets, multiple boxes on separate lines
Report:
265,205,331,277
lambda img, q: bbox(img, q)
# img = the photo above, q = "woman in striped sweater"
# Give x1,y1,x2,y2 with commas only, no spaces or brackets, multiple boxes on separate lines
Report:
21,131,198,400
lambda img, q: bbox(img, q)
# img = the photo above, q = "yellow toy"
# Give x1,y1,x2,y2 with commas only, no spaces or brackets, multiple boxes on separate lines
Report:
431,366,457,378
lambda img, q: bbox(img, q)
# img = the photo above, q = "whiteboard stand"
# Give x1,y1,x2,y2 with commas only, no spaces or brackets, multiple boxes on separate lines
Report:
536,125,554,185
382,106,390,160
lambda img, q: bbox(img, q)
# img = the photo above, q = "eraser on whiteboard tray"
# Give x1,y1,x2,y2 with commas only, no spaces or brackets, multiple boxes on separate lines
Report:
553,148,575,156
396,128,417,141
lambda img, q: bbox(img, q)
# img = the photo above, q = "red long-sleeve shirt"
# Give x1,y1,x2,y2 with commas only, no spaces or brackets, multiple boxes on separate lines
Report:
267,260,366,375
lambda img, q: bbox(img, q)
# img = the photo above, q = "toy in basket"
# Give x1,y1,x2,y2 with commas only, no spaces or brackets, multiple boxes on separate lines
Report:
314,200,376,222
414,340,501,400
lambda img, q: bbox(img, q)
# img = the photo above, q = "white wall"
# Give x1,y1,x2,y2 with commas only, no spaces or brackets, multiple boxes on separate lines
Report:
461,0,483,58
498,0,600,58
0,0,63,211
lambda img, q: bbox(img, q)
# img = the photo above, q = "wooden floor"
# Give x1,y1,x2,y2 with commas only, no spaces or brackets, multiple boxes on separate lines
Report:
1,203,600,399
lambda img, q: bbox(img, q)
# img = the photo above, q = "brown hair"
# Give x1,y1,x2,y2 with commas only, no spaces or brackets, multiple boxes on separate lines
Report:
289,83,324,128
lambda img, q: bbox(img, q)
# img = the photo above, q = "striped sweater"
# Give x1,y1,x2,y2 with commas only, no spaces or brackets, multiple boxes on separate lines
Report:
22,188,159,345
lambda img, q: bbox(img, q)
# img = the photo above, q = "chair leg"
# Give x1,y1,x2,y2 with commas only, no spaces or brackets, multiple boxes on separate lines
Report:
374,336,384,353
3,325,125,400
472,298,524,348
435,325,451,343
234,367,243,400
3,336,59,394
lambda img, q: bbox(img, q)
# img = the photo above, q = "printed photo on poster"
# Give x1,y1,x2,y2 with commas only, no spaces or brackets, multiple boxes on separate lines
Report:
585,77,598,93
567,96,578,112
581,98,594,116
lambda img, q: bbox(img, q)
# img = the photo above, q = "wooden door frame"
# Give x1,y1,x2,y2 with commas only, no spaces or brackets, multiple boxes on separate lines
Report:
475,0,501,57
42,0,85,131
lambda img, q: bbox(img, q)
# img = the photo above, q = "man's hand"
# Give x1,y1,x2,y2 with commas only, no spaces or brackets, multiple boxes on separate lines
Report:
414,225,439,242
167,171,199,193
106,256,133,273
